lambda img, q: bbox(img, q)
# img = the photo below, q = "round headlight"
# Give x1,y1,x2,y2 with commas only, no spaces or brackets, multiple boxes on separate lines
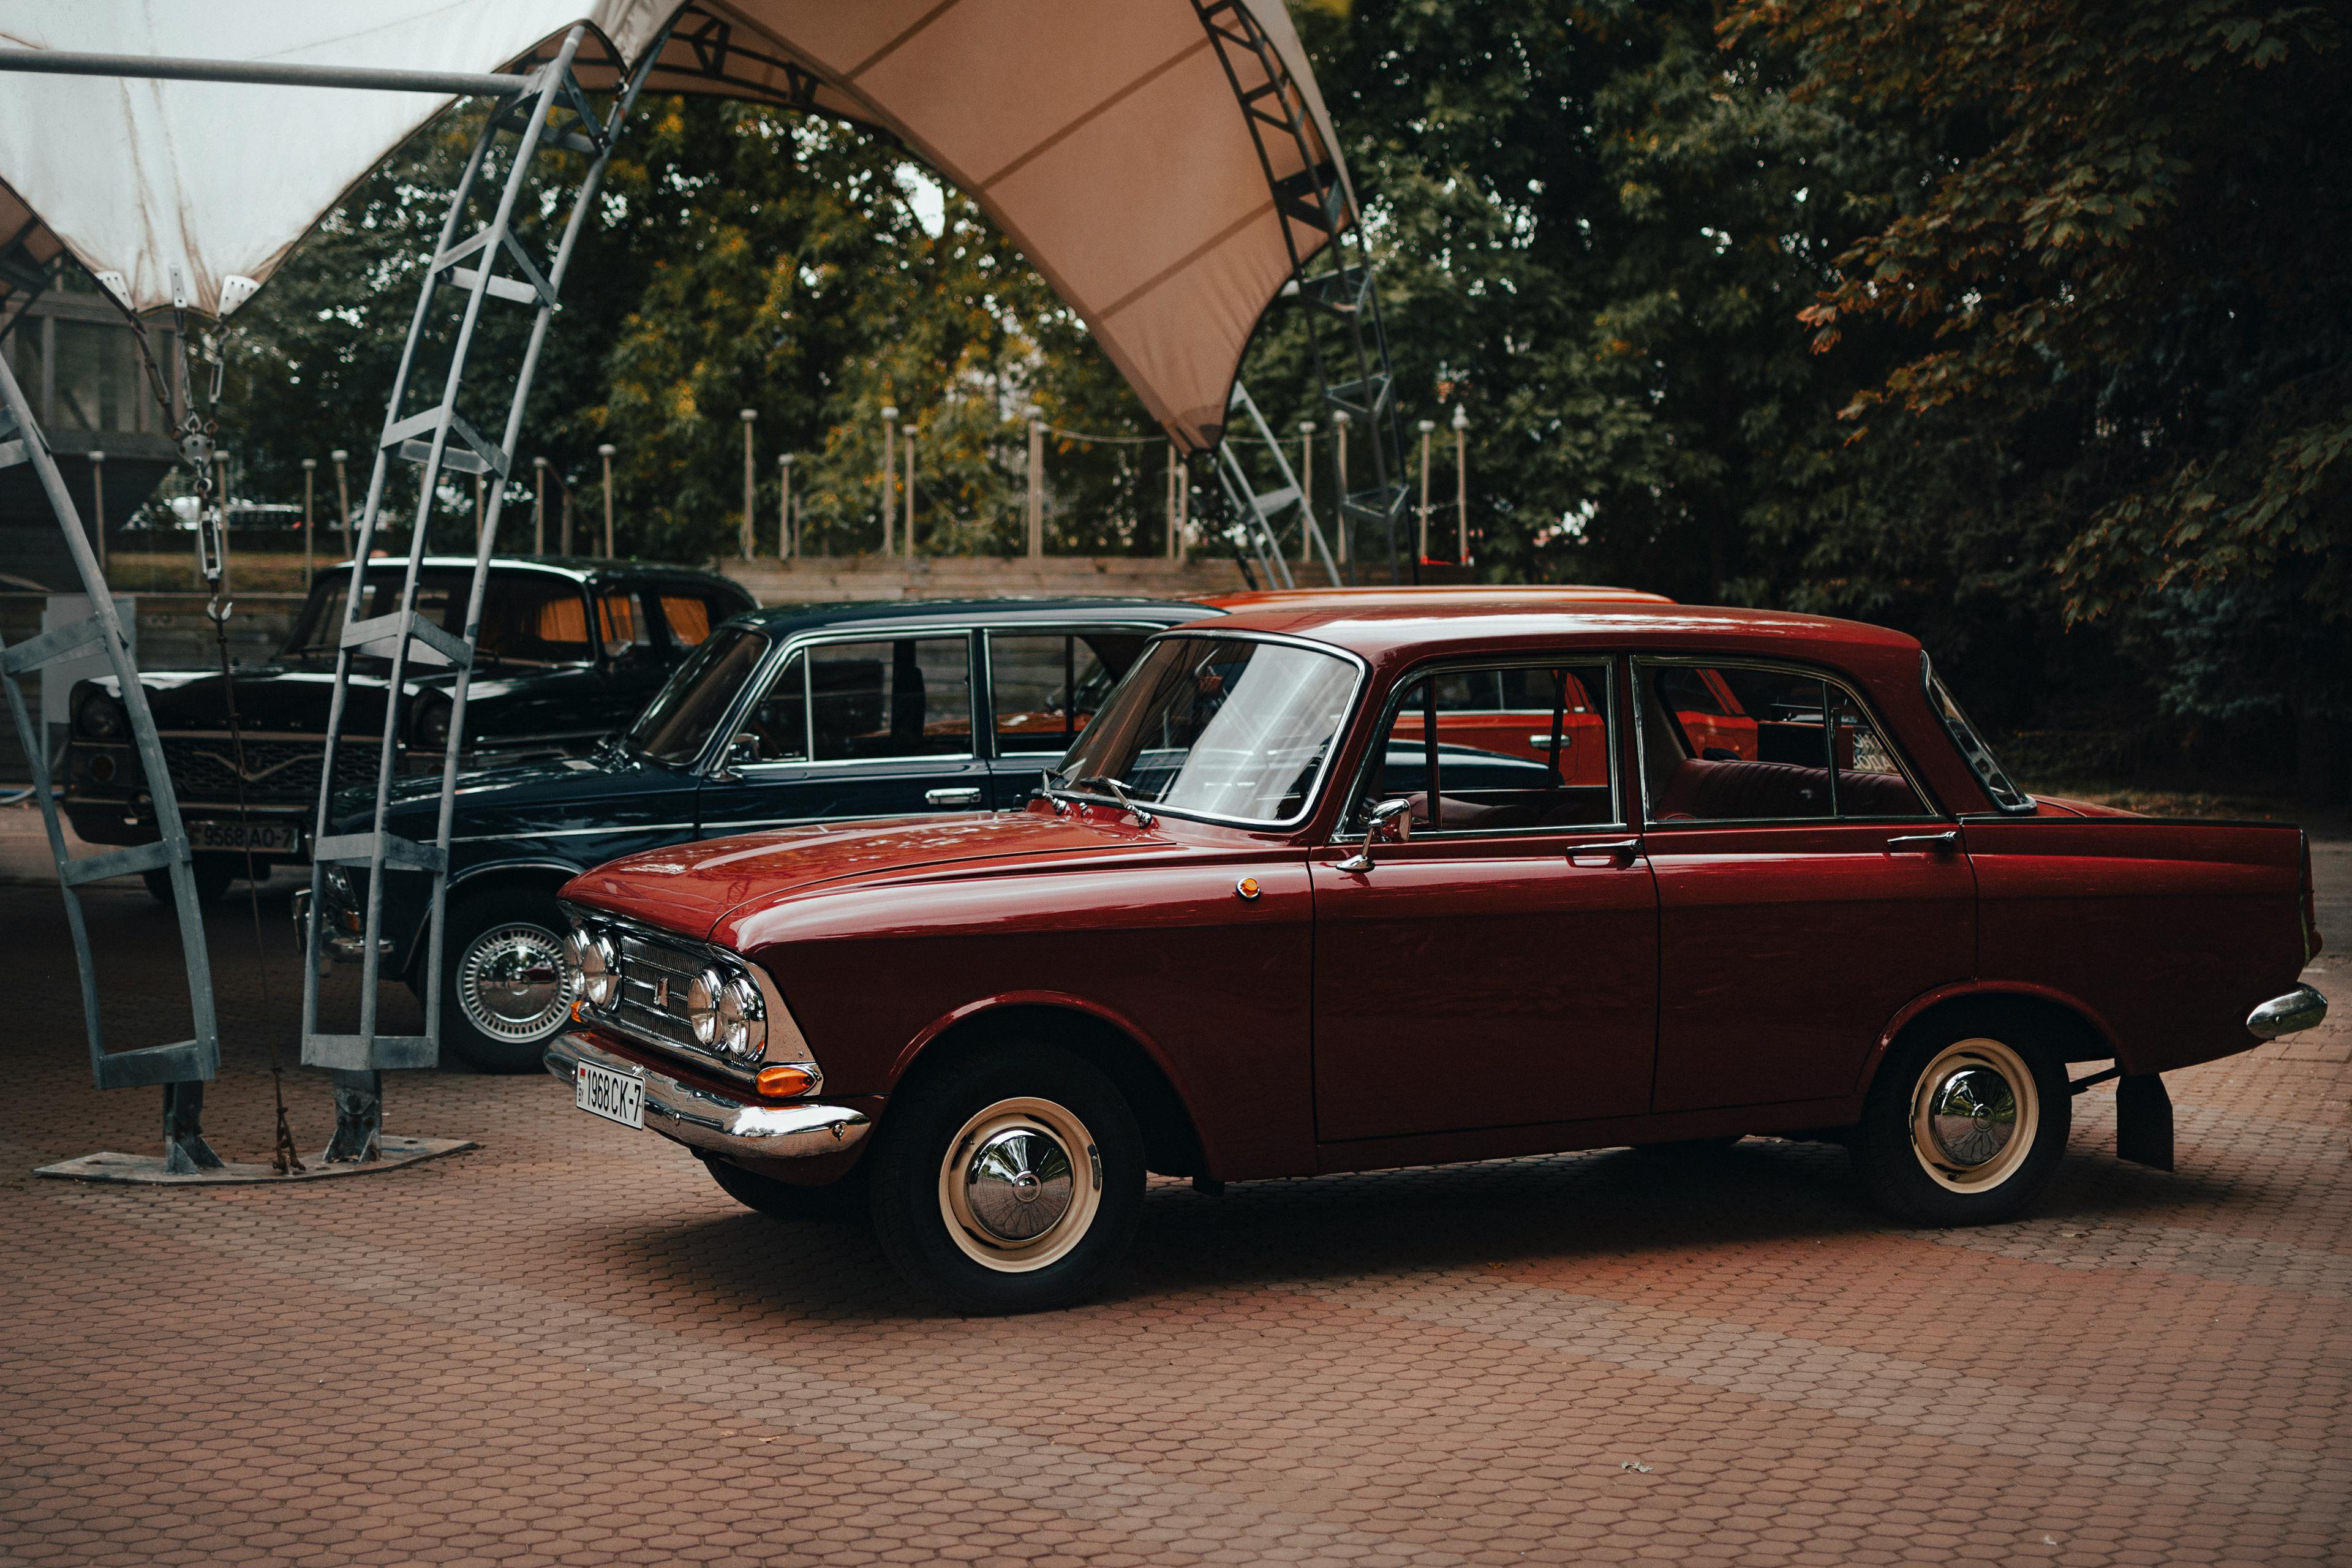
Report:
412,698,451,752
570,931,618,1009
688,970,722,1046
717,976,765,1060
75,690,126,741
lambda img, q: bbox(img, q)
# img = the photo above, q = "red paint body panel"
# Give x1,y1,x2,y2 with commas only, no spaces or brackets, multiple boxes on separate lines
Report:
1310,831,1659,1140
559,595,2318,1185
1964,819,2308,1075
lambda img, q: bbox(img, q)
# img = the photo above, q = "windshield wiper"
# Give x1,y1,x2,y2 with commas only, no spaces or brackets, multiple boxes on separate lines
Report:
1051,771,1154,827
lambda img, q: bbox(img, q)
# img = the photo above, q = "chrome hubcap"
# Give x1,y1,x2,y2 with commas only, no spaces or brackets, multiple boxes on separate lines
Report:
963,1127,1076,1242
457,923,577,1043
1924,1065,2017,1167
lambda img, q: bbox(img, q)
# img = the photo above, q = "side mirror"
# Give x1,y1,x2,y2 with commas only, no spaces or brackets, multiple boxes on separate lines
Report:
1336,796,1412,873
723,733,760,773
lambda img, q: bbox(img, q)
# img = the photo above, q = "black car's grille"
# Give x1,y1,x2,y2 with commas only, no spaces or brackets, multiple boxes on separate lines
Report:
160,736,379,803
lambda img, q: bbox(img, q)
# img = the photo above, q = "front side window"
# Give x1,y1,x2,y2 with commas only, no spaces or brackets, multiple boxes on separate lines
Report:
1638,660,1928,823
810,637,973,761
989,631,1153,756
622,627,769,765
1056,635,1359,825
733,653,809,764
1348,659,1618,835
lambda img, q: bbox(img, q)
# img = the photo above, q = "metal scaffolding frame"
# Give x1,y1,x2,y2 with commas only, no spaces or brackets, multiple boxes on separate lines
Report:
1193,0,1412,584
295,23,672,1158
1214,380,1341,590
0,345,223,1172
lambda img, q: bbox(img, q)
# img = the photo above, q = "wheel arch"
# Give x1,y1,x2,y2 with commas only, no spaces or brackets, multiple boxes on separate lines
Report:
1858,981,2122,1096
409,858,587,980
889,995,1210,1180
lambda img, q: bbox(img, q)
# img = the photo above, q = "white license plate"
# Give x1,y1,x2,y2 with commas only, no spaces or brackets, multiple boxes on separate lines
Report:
191,820,304,856
575,1060,646,1129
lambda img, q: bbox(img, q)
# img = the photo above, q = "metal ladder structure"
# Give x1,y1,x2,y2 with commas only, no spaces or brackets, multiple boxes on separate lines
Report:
1214,380,1342,590
0,341,224,1172
1193,0,1414,583
299,23,672,1157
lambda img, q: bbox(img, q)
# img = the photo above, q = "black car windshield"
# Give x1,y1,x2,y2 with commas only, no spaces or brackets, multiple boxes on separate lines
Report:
284,568,595,669
1055,634,1359,825
622,626,768,764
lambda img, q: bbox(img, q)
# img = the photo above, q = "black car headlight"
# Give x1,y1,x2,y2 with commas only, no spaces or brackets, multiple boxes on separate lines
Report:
74,690,127,741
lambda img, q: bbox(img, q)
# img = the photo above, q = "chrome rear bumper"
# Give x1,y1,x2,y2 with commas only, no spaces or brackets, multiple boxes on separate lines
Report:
545,1031,870,1160
2248,984,2329,1041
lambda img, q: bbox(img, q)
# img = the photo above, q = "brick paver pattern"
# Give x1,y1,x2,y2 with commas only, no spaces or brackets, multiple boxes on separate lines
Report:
2,824,2347,1566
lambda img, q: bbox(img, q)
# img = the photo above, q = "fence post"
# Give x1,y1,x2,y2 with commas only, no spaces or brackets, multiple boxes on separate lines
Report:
777,452,794,558
904,427,916,559
301,456,316,587
1452,403,1469,565
597,442,616,557
1333,412,1350,566
1417,418,1434,565
331,448,351,557
1298,420,1316,563
532,456,548,554
88,450,107,575
739,408,756,559
1027,417,1044,559
879,404,897,557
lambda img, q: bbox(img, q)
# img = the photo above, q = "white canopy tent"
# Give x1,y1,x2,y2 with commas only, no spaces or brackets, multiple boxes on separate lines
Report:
0,0,1354,450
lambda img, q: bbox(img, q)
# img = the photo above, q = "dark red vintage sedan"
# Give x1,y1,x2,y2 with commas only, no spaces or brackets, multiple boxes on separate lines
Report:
548,595,2329,1311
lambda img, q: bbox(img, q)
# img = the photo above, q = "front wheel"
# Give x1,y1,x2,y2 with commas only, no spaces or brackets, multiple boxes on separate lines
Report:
143,855,236,907
706,1156,870,1224
867,1044,1144,1313
1853,1014,2070,1226
439,886,579,1072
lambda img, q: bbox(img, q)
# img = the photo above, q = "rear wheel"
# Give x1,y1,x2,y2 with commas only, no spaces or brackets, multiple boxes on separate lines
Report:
439,886,578,1072
706,1156,870,1224
1854,1012,2070,1226
868,1043,1144,1313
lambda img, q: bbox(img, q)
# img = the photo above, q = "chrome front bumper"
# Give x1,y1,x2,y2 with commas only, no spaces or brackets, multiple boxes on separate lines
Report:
2248,984,2329,1040
545,1031,870,1160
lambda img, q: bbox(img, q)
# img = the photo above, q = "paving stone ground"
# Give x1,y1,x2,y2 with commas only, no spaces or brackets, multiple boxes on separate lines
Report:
1,807,2346,1567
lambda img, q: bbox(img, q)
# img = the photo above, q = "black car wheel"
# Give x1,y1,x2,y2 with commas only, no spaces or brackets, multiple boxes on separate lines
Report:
1853,1009,2071,1226
705,1156,871,1224
142,854,236,907
439,886,580,1073
868,1043,1144,1314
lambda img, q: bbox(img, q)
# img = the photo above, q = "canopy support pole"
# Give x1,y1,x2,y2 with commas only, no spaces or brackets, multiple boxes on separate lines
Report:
0,338,223,1172
299,23,674,1157
0,47,534,98
1193,1,1414,584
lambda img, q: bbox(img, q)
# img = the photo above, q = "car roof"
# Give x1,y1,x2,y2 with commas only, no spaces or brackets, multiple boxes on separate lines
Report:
1194,594,1920,664
320,555,748,588
1196,583,1675,609
727,596,1225,640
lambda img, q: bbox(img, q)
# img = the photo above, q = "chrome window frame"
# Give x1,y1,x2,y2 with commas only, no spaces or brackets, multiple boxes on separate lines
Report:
1920,651,2034,814
1630,654,1948,828
1061,628,1370,832
1330,653,1626,842
982,623,1174,761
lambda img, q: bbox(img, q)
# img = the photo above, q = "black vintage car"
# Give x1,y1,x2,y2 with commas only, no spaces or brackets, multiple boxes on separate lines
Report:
63,557,754,900
314,597,1214,1070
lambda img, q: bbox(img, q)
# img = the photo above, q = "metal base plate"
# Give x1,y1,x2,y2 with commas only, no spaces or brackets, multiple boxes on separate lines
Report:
32,1134,476,1185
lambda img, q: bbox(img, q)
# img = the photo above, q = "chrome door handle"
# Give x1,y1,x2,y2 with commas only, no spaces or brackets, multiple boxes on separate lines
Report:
1526,733,1572,748
1887,830,1960,854
1568,837,1642,865
925,787,983,807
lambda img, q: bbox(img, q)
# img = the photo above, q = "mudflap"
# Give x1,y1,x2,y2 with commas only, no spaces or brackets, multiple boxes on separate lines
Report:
2116,1073,2174,1172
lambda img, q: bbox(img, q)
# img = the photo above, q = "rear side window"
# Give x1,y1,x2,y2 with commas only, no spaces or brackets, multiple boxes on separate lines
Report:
810,637,974,761
1637,661,1928,823
989,631,1152,756
597,590,655,658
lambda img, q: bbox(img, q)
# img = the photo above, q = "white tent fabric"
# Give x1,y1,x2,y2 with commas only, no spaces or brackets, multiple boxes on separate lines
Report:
0,1,1351,448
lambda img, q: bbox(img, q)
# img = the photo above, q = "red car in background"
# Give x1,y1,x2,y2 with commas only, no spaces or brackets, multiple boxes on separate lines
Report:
546,595,2328,1311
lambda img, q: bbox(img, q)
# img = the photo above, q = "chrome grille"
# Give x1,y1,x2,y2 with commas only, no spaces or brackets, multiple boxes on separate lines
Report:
160,736,378,803
612,930,709,1054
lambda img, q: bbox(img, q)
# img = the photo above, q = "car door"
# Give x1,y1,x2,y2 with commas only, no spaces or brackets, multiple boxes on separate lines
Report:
1634,657,1976,1113
694,630,993,836
1311,655,1660,1142
981,626,1160,808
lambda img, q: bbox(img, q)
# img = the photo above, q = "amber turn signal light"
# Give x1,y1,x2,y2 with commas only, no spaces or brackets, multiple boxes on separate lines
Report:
756,1064,818,1099
1235,876,1261,901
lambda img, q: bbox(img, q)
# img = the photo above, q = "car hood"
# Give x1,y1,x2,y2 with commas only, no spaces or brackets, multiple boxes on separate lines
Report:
341,749,693,834
563,808,1181,942
90,662,477,736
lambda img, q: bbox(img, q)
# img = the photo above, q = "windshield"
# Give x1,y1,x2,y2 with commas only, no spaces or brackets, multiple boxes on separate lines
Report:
1055,634,1360,826
1924,657,2032,812
284,568,595,669
623,626,769,764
